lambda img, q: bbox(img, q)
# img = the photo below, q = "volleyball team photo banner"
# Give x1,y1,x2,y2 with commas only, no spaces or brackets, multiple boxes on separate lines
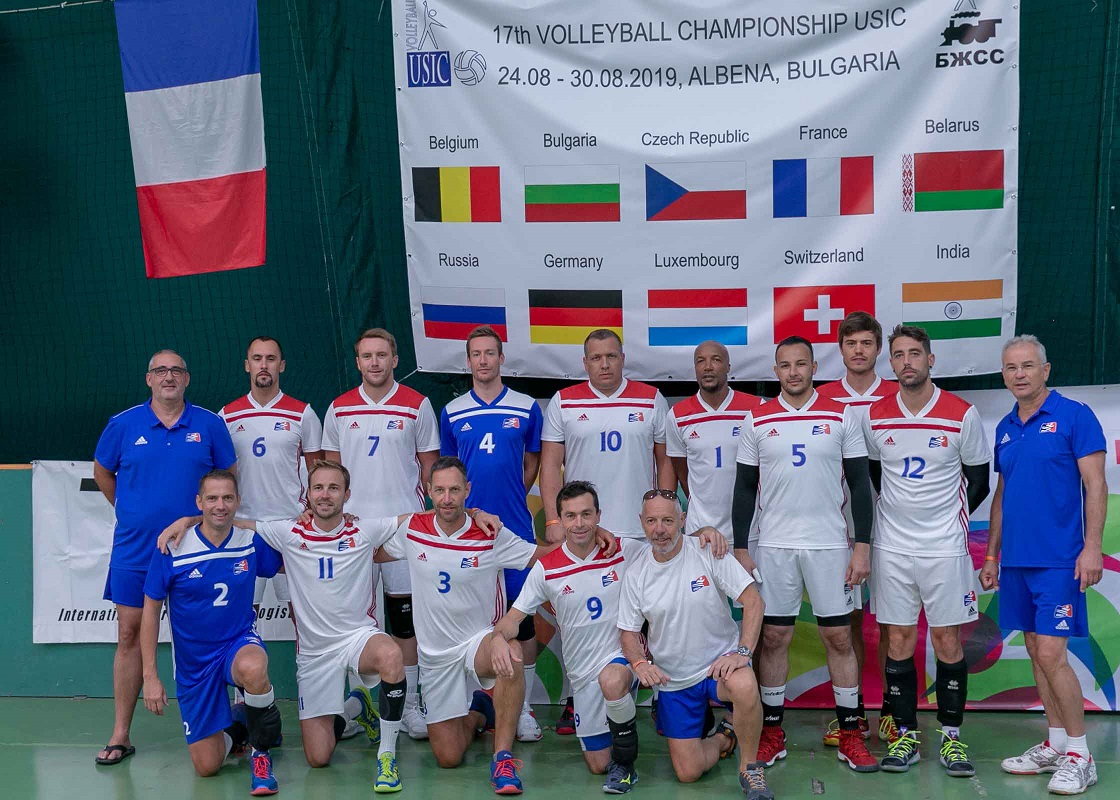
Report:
392,0,1019,380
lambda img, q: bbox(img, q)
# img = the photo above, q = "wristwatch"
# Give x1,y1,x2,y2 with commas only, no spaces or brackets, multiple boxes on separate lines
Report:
736,645,753,660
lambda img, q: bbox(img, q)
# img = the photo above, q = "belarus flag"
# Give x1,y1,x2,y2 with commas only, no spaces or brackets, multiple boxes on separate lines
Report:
773,284,876,343
115,0,266,279
773,157,874,218
645,163,747,221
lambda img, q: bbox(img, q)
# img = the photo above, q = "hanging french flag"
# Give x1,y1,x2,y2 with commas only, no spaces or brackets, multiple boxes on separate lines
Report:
115,0,266,279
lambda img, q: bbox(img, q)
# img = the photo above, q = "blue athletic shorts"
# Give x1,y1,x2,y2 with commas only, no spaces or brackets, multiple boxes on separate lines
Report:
103,566,147,608
999,567,1088,638
503,566,532,613
655,677,729,739
177,632,266,744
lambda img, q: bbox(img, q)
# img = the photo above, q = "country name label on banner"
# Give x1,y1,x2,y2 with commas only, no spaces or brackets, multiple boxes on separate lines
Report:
647,288,748,346
902,279,1004,340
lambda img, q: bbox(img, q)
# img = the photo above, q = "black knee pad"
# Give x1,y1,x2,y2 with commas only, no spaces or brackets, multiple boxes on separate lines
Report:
515,613,536,642
385,594,415,639
333,714,346,741
816,613,852,628
246,703,283,751
763,614,797,627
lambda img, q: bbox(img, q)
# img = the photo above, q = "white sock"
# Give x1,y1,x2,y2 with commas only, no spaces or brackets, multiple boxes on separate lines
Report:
605,694,636,724
832,684,859,708
379,719,401,756
234,687,245,704
941,725,960,739
523,663,536,711
404,665,419,710
222,732,234,760
1049,726,1068,752
760,685,786,706
244,687,274,708
1066,734,1089,758
344,694,363,720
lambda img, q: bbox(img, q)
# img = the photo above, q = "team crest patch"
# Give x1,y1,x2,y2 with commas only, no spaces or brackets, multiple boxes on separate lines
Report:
460,556,479,569
929,435,949,448
963,590,977,606
690,575,710,592
338,536,357,552
387,419,405,430
1054,604,1073,619
503,417,520,429
812,424,831,435
1040,421,1058,433
233,559,249,575
601,570,619,586
274,421,291,431
185,432,202,442
732,425,742,436
629,412,645,422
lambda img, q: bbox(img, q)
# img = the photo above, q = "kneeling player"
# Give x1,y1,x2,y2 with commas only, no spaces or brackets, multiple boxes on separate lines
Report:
619,491,772,799
141,470,283,796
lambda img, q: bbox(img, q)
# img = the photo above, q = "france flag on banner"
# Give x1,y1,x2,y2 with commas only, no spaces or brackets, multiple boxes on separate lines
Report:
115,0,266,279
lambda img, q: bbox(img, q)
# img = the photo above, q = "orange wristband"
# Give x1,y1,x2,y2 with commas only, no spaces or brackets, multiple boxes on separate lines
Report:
546,519,560,526
984,555,998,562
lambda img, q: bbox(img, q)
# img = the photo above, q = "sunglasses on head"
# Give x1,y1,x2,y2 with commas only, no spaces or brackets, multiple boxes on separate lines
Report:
642,489,680,504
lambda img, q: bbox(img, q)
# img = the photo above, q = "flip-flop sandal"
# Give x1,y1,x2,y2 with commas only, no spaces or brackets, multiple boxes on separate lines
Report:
716,719,738,759
95,744,136,765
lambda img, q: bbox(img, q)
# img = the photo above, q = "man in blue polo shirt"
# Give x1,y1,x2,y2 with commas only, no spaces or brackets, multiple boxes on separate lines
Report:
92,349,237,766
981,335,1106,795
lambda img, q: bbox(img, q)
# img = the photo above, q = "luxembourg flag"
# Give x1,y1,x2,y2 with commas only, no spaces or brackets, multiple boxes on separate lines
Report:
772,156,874,218
115,0,266,279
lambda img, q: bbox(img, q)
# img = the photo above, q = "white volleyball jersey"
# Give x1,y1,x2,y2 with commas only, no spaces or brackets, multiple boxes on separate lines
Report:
381,513,536,661
863,386,990,557
542,379,668,538
736,392,866,550
256,516,398,656
321,383,440,518
220,392,323,520
617,536,752,691
665,390,763,538
514,537,646,690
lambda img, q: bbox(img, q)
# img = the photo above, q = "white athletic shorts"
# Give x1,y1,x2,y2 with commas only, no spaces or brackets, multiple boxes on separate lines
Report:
252,573,291,606
381,559,412,596
870,549,978,627
296,627,386,720
572,655,633,746
419,628,493,725
755,545,856,618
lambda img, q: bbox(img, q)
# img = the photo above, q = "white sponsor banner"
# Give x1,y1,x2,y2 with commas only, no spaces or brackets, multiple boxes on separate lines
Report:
32,461,295,644
393,0,1019,380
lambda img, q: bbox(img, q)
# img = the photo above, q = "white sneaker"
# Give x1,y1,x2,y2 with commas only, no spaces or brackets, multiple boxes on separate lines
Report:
403,705,429,740
516,706,543,742
1002,742,1063,774
1047,753,1098,795
339,718,363,740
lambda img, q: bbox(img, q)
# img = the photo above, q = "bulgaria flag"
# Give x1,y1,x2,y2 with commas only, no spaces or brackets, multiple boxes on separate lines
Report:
902,279,1004,339
115,0,266,279
524,165,620,222
903,150,1004,212
772,157,874,217
645,163,746,221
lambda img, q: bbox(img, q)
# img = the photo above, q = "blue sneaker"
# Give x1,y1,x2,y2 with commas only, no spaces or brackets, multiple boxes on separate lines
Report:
491,749,523,795
249,750,279,796
350,686,381,747
374,752,402,793
471,690,496,731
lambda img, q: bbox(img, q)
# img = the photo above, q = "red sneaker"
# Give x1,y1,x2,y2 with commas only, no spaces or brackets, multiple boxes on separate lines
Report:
756,726,788,767
556,698,576,736
838,729,880,772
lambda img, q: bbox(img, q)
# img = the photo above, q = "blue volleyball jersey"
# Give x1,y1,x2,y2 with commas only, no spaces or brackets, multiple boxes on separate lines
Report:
440,387,543,540
144,525,281,682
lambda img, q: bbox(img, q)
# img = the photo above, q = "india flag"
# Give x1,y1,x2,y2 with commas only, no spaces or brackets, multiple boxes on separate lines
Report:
901,280,1004,339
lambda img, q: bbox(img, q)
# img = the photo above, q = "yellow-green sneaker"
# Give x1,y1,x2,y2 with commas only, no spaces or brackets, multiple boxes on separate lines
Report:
374,752,402,793
349,686,381,748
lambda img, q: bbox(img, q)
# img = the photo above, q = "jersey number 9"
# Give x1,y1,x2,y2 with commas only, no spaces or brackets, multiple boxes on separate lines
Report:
587,596,603,620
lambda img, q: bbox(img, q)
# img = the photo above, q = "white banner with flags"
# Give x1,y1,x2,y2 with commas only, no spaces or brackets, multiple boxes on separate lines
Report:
31,461,295,644
392,0,1019,380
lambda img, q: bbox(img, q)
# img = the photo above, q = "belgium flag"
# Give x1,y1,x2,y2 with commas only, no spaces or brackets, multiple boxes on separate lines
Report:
413,166,501,222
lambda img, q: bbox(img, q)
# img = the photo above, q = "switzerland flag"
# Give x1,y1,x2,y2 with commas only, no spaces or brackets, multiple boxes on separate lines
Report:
773,285,876,343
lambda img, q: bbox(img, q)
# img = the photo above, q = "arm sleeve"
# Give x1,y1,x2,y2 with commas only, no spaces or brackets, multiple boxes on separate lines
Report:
616,570,645,632
664,409,686,457
963,462,991,514
94,416,123,471
142,549,172,602
842,456,873,544
525,402,544,454
959,406,992,466
321,403,340,451
731,463,760,549
869,459,882,494
540,393,566,443
415,398,441,452
511,563,548,614
652,393,668,444
302,406,324,452
1072,402,1107,458
709,546,753,599
253,534,283,578
439,409,456,457
210,414,238,469
494,527,536,570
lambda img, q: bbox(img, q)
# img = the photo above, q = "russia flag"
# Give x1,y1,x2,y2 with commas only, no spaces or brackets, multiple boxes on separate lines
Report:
772,156,874,218
115,0,266,279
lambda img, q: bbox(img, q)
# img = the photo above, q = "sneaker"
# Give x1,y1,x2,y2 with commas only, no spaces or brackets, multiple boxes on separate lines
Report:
880,730,921,772
340,718,363,740
517,706,543,742
556,698,576,736
374,752,403,793
471,690,496,732
403,705,429,740
938,730,976,777
838,728,880,772
715,717,738,759
491,749,524,795
249,750,279,796
1002,741,1063,775
228,702,251,757
756,726,788,767
602,760,638,794
879,714,900,743
740,761,776,800
823,716,870,747
1047,753,1098,795
349,686,381,747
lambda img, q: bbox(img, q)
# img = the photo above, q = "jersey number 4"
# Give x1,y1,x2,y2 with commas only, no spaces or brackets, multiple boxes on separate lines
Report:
479,432,496,454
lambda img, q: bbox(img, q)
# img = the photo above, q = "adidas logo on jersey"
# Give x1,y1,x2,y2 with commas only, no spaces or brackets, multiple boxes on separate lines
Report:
884,436,896,446
1055,619,1069,630
417,552,428,561
134,436,148,445
765,428,779,438
690,575,710,592
349,421,361,430
188,568,203,578
299,543,309,551
561,585,574,595
688,431,700,439
461,422,472,432
1000,433,1011,444
578,413,590,422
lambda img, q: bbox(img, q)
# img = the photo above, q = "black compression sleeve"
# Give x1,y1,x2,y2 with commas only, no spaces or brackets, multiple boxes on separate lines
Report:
842,456,873,544
963,462,991,514
732,463,760,550
868,459,882,494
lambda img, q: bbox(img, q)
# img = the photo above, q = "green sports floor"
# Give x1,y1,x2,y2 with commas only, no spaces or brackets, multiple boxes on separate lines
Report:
1,700,1115,799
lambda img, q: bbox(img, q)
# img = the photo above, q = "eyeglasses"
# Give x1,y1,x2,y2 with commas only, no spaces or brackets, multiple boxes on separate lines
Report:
643,489,680,504
148,366,188,378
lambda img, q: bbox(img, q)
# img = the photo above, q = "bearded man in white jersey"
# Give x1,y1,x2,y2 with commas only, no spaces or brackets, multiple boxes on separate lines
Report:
816,312,899,745
539,328,675,733
863,325,991,776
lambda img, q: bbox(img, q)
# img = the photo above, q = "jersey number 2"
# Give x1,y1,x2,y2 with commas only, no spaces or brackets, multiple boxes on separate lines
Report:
213,582,229,607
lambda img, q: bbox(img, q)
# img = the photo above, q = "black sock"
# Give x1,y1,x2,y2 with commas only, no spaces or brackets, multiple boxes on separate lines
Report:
608,717,638,767
856,693,866,720
884,657,918,731
224,720,248,750
379,678,407,722
935,658,968,728
837,704,861,730
333,714,346,742
762,702,785,728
